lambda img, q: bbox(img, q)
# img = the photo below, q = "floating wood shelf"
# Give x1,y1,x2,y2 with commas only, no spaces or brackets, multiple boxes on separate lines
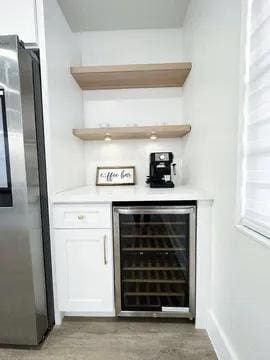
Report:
73,125,191,141
70,62,192,90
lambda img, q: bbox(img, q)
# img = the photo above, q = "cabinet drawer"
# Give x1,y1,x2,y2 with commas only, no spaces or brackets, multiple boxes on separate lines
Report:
54,204,112,229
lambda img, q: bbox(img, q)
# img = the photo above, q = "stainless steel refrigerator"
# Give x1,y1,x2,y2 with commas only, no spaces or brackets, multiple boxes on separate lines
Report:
0,35,54,346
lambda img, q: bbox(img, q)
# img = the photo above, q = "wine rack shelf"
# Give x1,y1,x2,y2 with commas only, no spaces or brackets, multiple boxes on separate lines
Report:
122,269,186,284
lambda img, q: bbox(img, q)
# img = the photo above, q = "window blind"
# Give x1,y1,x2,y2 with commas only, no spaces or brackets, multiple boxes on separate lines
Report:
242,0,270,238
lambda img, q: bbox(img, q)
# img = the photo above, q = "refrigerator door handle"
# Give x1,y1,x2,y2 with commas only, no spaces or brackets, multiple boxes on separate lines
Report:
0,88,12,207
103,234,108,265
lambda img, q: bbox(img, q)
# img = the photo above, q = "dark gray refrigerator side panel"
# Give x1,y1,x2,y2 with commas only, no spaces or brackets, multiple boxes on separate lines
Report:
18,44,49,343
31,51,55,329
0,35,50,346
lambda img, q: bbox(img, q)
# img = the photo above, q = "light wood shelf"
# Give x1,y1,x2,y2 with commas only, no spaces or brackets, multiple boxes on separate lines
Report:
70,62,192,90
73,125,191,141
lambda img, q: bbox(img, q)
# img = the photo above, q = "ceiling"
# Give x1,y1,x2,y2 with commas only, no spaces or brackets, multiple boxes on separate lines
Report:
57,0,190,32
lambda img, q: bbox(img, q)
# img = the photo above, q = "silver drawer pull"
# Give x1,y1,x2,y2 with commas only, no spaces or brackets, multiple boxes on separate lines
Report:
103,235,108,265
77,215,85,220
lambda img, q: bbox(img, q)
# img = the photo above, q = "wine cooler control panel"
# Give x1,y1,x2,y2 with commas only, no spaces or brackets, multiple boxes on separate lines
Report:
113,203,196,319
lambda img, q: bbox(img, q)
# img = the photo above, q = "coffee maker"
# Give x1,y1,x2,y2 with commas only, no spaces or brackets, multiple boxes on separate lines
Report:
146,152,176,188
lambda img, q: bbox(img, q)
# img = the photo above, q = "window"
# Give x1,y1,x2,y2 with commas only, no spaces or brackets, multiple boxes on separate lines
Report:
240,0,270,239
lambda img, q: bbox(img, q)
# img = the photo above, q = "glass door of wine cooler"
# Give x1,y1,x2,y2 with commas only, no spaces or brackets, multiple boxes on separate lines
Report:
113,206,196,319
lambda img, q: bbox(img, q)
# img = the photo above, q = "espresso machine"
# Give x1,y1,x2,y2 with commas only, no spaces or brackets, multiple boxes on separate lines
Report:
146,152,176,188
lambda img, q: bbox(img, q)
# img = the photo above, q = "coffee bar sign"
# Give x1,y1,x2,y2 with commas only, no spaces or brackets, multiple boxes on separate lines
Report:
96,166,136,186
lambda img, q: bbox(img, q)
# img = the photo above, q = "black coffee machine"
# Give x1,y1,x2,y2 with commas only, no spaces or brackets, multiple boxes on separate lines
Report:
146,152,176,188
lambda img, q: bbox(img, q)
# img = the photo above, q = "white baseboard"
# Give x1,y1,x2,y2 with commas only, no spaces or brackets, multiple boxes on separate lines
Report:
54,310,64,326
207,311,238,360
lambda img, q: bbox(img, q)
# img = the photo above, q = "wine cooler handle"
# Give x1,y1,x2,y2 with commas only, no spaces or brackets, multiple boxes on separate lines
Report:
103,234,108,265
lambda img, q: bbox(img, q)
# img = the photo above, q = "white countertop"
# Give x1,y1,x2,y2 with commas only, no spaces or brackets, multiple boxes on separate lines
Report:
53,185,213,204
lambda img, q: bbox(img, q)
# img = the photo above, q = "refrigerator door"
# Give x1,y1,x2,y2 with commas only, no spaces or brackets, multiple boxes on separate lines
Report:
0,36,51,346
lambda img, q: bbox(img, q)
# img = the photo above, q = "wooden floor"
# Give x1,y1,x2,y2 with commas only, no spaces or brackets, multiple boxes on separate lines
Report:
0,319,217,360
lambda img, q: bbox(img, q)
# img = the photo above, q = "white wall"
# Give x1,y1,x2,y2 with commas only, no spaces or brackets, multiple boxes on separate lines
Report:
183,1,270,359
78,29,184,65
35,0,85,324
0,0,38,44
39,0,84,194
77,29,187,186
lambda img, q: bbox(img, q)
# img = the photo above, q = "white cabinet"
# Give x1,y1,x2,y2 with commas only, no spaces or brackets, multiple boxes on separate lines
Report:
0,0,38,44
55,228,114,313
53,203,114,318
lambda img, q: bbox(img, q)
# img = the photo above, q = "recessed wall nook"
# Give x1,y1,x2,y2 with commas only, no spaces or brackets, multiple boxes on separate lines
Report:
0,2,267,360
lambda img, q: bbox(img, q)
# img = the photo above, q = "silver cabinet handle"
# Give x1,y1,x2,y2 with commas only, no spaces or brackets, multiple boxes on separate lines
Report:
103,235,108,265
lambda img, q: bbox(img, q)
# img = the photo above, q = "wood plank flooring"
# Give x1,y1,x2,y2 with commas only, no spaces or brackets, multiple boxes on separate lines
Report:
0,319,217,360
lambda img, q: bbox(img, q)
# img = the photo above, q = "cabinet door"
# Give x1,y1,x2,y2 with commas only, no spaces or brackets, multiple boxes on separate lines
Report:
55,229,114,313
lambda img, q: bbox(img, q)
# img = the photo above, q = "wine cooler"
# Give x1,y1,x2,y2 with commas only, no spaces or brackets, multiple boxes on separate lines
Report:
113,204,196,319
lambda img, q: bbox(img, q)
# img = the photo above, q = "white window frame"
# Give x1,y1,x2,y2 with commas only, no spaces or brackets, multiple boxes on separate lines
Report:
236,0,270,248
